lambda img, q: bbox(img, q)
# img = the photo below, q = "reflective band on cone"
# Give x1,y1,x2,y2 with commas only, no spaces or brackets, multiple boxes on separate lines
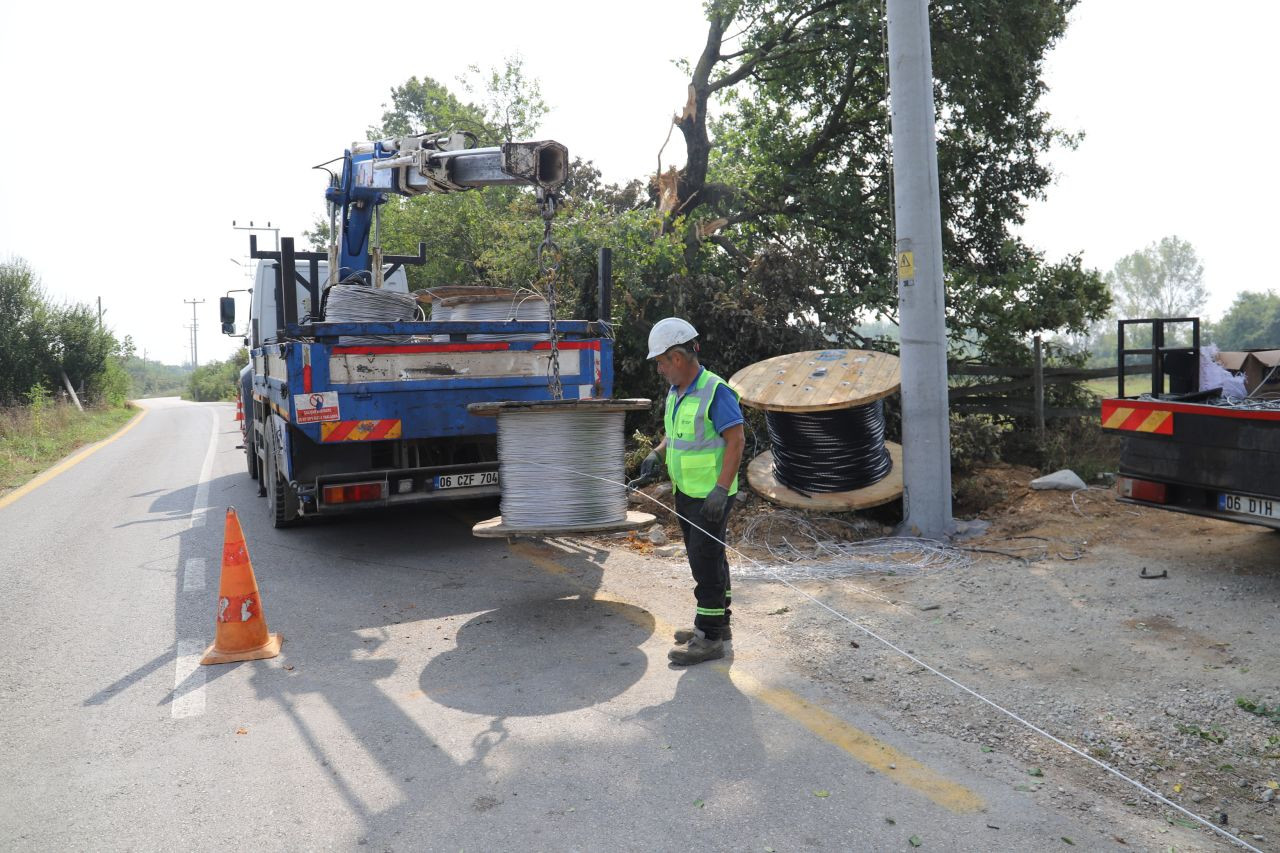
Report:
201,507,282,665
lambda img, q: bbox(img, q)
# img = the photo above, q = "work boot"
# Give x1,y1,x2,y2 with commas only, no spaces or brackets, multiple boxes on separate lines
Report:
674,626,731,644
667,629,725,666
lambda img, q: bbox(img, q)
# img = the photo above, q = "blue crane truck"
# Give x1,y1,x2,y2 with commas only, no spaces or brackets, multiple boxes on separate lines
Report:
222,133,615,527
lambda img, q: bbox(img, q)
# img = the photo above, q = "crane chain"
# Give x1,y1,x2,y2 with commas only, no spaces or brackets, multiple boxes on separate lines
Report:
536,189,564,400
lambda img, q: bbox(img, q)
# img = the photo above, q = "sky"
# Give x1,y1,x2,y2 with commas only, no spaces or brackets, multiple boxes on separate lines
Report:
2,1,1277,367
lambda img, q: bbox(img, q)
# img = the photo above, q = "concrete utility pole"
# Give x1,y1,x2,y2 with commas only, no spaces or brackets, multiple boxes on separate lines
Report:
887,0,953,539
184,298,205,367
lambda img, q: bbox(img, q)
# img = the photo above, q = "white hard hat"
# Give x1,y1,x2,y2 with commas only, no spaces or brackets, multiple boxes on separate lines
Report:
647,317,699,359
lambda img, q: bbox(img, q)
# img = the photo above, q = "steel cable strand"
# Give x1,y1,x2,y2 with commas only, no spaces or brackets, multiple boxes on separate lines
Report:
766,402,893,494
490,454,1263,853
496,411,627,528
447,292,550,342
324,284,418,345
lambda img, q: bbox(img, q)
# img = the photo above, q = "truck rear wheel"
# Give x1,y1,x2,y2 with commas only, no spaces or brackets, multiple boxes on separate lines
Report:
265,423,299,528
245,424,259,481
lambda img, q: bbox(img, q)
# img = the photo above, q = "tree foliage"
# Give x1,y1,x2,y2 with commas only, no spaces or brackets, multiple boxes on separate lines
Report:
1106,235,1207,320
1213,290,1280,351
0,258,130,406
188,348,248,402
661,0,1109,365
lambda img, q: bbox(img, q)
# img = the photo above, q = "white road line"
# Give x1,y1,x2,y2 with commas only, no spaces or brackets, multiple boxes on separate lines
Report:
171,639,207,719
183,557,207,592
189,410,219,528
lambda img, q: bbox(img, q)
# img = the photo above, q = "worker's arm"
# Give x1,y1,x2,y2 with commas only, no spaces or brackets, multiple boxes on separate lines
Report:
716,424,745,490
653,438,667,459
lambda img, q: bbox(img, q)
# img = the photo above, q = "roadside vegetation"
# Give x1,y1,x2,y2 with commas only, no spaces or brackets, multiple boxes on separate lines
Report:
0,257,139,494
187,349,247,402
0,387,136,492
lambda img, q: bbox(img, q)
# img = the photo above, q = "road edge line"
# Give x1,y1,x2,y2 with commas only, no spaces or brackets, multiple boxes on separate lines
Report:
0,406,148,511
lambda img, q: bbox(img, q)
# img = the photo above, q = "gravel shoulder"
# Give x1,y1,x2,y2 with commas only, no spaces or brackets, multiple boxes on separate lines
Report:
604,465,1280,852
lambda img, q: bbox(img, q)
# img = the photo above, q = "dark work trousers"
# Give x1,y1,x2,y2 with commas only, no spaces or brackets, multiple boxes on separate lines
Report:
675,489,734,641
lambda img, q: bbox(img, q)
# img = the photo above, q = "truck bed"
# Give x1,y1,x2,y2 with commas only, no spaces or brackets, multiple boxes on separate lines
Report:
1101,396,1280,529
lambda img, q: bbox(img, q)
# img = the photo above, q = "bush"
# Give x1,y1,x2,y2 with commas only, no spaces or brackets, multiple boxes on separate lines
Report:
188,349,248,402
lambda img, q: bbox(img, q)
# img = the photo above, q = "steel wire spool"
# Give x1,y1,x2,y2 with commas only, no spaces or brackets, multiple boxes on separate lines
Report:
765,401,893,493
442,292,550,342
495,410,627,528
324,283,418,345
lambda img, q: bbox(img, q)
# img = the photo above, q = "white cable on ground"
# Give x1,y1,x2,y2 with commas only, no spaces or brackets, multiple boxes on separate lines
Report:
496,411,627,528
501,455,1262,853
324,284,418,345
735,511,971,580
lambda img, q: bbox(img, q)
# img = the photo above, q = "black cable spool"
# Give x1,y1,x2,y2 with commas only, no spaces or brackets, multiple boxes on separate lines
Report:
765,401,893,494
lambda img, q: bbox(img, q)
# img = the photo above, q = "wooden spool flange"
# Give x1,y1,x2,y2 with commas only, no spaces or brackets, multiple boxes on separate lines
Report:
729,349,900,412
415,285,520,305
472,510,657,539
469,397,655,537
730,350,903,511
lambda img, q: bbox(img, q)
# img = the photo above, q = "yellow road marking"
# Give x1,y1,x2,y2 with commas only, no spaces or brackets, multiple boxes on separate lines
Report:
723,667,984,813
0,407,148,511
506,537,985,814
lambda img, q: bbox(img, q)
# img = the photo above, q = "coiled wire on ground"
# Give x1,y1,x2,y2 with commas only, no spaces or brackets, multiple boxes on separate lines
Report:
324,284,419,345
731,510,971,580
765,401,893,493
496,411,628,528
436,291,550,342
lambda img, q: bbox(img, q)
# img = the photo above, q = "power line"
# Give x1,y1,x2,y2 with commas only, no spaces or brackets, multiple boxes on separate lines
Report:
184,299,205,367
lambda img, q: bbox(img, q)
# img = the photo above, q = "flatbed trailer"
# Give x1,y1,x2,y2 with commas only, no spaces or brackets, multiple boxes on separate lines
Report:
1100,317,1280,530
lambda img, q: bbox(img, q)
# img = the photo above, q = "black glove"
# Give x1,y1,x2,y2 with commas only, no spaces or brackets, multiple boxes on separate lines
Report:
701,484,730,524
638,451,661,481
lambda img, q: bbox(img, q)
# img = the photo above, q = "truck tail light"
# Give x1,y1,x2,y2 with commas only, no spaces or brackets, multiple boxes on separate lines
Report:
1118,476,1167,504
323,482,386,505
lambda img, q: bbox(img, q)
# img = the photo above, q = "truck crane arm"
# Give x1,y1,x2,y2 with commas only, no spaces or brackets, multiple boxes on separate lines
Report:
324,131,568,282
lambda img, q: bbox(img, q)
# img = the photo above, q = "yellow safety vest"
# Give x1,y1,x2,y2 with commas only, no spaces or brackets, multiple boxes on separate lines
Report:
664,369,739,499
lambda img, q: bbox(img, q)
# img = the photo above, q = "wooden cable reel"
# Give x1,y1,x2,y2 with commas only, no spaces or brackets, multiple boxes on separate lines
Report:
729,349,904,511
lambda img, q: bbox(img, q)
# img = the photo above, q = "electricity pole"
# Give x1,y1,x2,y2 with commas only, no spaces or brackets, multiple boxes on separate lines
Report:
887,0,953,539
184,298,205,367
232,220,280,251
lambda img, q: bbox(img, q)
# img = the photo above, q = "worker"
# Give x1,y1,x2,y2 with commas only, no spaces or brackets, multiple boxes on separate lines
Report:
638,317,745,665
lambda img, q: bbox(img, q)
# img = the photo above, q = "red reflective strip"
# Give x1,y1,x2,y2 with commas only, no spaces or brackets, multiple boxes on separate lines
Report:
1119,409,1153,431
1102,397,1280,423
531,341,599,351
332,343,510,354
325,421,359,442
1149,412,1174,435
364,419,398,441
303,364,312,393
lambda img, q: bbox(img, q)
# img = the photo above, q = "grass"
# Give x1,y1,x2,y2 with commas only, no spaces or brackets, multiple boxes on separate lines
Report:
0,402,137,493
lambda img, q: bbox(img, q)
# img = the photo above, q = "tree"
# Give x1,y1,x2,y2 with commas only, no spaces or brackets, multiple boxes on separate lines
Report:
651,0,1108,365
1212,290,1280,351
1106,235,1207,320
0,258,55,404
188,348,248,402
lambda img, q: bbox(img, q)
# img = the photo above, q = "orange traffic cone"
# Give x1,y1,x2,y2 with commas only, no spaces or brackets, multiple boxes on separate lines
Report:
201,507,282,665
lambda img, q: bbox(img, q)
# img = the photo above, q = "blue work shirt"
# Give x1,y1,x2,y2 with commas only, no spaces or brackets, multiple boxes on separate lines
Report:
670,367,744,435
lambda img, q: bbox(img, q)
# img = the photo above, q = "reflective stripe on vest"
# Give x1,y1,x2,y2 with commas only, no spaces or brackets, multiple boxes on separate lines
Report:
664,369,739,498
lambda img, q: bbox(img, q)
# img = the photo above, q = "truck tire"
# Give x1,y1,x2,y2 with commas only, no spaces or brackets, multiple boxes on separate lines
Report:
245,421,259,481
265,422,300,528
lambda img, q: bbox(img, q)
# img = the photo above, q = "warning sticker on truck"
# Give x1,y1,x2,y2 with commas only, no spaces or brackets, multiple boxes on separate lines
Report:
294,391,340,423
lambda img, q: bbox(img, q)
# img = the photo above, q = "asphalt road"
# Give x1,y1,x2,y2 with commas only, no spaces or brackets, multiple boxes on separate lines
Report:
0,398,1124,852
